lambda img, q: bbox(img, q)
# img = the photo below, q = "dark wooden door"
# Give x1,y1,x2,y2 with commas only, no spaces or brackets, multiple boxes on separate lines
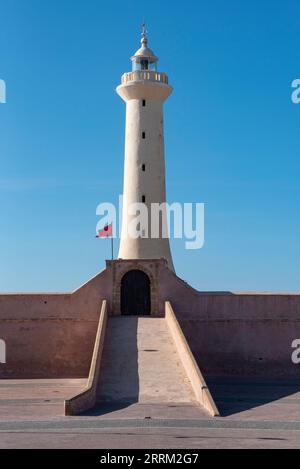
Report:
121,270,151,316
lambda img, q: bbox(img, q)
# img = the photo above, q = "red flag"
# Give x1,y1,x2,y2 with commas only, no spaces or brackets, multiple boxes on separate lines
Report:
96,223,113,238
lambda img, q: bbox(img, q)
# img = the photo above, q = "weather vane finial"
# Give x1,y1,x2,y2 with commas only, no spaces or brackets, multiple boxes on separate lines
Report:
141,20,148,45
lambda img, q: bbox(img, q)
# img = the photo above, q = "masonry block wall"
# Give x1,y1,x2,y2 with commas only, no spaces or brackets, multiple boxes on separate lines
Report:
0,259,299,378
159,268,300,377
0,268,112,378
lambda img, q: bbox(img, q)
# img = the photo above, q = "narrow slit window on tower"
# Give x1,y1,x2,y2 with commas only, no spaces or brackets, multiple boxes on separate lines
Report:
142,99,146,107
142,131,146,139
142,195,146,203
142,164,146,172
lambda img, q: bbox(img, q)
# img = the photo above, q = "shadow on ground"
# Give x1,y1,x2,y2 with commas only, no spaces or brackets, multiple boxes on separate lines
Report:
81,401,136,417
206,375,300,417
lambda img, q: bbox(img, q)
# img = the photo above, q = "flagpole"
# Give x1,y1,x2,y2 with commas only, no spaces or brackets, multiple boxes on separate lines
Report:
96,223,113,260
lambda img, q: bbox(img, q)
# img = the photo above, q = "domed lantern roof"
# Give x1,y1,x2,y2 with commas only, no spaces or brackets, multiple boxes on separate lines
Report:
131,24,158,65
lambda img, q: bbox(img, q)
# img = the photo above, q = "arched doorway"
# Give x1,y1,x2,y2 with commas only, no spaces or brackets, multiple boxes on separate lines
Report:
121,270,151,316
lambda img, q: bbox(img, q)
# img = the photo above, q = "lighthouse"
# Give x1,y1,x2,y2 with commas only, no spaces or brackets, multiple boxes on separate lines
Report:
117,26,174,271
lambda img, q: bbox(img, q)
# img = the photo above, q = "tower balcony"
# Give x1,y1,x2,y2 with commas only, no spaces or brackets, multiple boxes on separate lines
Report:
121,70,169,85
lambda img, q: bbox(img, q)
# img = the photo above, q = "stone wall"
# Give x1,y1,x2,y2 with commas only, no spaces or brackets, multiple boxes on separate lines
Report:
159,268,300,377
0,259,299,378
0,268,112,378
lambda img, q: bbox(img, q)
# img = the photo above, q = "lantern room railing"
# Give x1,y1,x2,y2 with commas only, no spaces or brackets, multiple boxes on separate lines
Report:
121,70,169,85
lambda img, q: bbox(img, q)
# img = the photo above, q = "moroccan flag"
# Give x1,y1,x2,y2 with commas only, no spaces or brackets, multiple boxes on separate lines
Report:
96,223,113,238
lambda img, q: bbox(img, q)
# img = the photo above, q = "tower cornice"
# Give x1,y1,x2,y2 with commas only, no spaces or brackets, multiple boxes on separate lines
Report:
116,80,173,102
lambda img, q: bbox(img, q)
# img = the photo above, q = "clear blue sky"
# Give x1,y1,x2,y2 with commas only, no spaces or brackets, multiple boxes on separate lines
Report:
0,0,299,292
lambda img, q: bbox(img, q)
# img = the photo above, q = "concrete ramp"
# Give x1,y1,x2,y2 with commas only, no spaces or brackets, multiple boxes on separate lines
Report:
97,317,196,404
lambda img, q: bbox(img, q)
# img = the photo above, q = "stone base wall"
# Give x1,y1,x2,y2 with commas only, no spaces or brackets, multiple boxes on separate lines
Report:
0,259,299,378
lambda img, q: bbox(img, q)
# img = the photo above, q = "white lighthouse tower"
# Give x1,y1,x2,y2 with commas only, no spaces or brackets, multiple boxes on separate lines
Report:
117,26,174,271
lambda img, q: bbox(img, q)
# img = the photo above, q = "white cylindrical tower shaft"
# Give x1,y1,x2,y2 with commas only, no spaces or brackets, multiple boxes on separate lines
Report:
117,28,174,271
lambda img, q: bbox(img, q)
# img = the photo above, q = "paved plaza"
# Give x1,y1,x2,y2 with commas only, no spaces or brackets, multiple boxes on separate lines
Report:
1,377,300,448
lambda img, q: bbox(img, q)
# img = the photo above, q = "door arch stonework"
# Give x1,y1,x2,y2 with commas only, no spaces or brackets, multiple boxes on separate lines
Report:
109,260,161,316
